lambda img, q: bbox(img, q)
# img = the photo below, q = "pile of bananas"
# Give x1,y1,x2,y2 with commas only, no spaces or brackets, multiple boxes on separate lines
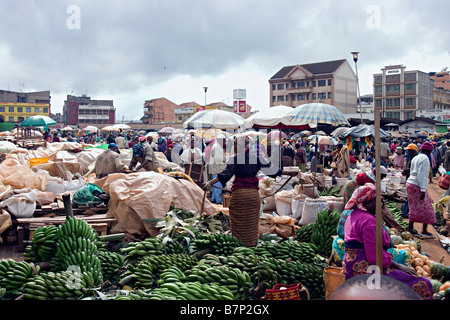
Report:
310,209,340,257
295,223,314,243
191,233,244,256
386,200,409,230
0,259,37,294
20,270,95,300
252,239,317,263
98,251,125,282
121,253,199,289
182,264,251,300
120,237,183,265
318,186,343,197
114,281,235,300
56,216,103,286
23,225,58,262
197,251,260,276
253,257,325,299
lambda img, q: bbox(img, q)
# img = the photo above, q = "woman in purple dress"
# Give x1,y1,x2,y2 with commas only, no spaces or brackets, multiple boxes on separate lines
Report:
343,183,433,300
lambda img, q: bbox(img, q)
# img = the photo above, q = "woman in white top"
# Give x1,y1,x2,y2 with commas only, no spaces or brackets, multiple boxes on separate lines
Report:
405,141,436,238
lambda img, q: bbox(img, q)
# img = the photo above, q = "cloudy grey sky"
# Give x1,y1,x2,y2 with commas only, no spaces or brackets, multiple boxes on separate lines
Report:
0,0,449,121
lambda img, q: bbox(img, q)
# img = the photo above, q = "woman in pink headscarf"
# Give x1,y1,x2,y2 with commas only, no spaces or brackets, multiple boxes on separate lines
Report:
343,183,433,300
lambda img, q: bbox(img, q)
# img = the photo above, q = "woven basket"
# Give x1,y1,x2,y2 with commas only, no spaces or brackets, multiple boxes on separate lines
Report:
324,266,346,300
265,284,310,300
229,188,261,247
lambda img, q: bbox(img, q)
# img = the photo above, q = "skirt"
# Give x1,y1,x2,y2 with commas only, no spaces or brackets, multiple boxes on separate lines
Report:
343,247,433,300
406,183,436,225
228,188,261,247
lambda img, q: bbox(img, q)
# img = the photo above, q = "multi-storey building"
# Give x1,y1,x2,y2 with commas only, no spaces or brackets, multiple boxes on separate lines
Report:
430,70,450,91
373,65,434,121
63,94,115,126
268,59,358,114
0,90,51,123
143,97,180,125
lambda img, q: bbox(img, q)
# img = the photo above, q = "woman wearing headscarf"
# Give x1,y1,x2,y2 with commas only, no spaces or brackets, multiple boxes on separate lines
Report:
342,166,387,205
406,141,436,238
342,183,433,300
203,135,296,247
393,146,405,169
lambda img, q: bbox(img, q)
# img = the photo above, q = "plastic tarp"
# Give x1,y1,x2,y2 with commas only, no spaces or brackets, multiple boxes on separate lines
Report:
92,171,217,237
338,124,391,139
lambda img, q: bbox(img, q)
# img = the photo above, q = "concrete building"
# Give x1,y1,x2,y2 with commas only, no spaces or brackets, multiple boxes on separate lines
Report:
430,70,450,91
373,65,434,121
0,89,51,123
63,94,115,126
268,59,358,114
143,97,180,125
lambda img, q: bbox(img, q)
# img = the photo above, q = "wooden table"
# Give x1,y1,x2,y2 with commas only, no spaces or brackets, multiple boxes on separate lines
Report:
15,214,117,251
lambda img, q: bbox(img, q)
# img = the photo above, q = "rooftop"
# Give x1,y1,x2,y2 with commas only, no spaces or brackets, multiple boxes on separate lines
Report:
270,59,348,79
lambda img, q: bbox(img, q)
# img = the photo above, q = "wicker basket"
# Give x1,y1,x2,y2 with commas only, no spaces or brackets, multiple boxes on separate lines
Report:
324,266,346,300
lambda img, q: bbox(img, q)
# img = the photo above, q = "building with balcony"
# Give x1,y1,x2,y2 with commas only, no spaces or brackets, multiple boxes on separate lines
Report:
63,94,115,126
0,89,51,123
268,59,358,114
373,65,434,121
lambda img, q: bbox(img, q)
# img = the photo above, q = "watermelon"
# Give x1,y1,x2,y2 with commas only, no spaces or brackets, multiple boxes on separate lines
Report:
430,260,446,279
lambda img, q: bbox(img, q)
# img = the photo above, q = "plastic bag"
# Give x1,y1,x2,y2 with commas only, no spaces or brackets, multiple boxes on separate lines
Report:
0,197,36,218
298,199,329,226
72,183,104,206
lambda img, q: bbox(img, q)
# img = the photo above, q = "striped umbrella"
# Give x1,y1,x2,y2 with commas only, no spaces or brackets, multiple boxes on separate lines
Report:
281,103,350,128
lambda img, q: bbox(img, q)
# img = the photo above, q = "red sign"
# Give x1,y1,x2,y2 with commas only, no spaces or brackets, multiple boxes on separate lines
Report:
238,100,246,113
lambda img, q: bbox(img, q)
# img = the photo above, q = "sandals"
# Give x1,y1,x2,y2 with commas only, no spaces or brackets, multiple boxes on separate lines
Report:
420,231,435,239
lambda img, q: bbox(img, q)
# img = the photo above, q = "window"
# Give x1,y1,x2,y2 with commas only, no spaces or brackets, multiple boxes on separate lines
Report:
277,96,284,102
285,83,289,89
292,94,296,101
272,96,276,102
17,117,24,122
297,94,306,101
277,84,284,90
272,84,276,91
26,107,31,113
8,117,14,122
328,92,332,99
43,108,48,113
318,80,326,87
405,83,415,91
386,99,393,107
312,93,316,100
297,81,305,88
285,95,289,101
318,93,326,100
9,107,14,112
394,98,401,107
292,82,296,88
406,112,414,120
178,116,182,121
328,79,332,86
17,107,23,112
34,108,40,113
375,100,382,107
406,98,414,106
312,81,316,87
375,86,382,93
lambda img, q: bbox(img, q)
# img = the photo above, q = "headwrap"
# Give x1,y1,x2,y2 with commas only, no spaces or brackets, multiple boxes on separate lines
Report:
420,141,434,151
138,136,146,142
404,143,419,151
344,183,377,211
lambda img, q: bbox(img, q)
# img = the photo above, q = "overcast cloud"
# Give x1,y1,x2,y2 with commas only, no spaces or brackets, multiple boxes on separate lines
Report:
0,0,449,121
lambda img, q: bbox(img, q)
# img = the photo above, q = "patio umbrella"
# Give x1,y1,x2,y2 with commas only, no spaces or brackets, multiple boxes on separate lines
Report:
243,105,293,129
330,127,349,138
158,126,178,135
83,125,99,133
101,125,120,132
19,115,56,128
113,123,131,130
281,103,350,128
183,109,245,130
267,130,288,140
338,124,391,140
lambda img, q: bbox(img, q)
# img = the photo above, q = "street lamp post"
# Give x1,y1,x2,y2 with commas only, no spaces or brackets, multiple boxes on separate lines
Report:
203,87,208,108
351,52,363,124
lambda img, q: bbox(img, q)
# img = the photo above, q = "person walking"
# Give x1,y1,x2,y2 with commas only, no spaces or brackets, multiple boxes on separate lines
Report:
405,141,436,239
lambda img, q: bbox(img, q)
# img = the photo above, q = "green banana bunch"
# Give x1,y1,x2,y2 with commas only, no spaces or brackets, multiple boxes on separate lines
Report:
295,223,314,243
56,216,103,286
114,289,154,300
20,270,94,300
98,251,125,282
120,237,164,265
155,281,235,300
0,287,5,299
191,233,244,256
0,259,37,294
253,257,325,299
310,209,340,257
318,186,343,197
386,200,409,230
156,265,186,284
182,264,251,300
23,225,58,263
